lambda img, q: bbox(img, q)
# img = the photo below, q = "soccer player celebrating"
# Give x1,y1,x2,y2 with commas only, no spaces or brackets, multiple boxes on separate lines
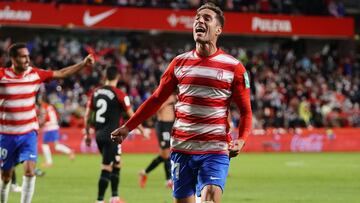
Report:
111,3,252,203
0,43,94,203
84,66,147,203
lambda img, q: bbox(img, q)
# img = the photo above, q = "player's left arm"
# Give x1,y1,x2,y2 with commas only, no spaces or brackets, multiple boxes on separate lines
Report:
53,54,94,79
230,63,252,156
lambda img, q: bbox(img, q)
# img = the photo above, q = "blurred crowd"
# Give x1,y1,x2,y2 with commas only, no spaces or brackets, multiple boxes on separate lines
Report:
5,0,346,17
243,43,359,129
0,33,359,129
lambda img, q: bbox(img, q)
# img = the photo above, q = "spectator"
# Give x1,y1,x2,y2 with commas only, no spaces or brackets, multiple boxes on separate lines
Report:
0,34,358,129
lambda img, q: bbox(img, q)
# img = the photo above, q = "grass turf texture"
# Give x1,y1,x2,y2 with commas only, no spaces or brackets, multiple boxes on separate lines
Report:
9,153,360,203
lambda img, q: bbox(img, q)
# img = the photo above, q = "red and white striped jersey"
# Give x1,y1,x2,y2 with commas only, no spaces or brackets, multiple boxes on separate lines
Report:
0,66,53,135
125,49,252,154
40,102,60,132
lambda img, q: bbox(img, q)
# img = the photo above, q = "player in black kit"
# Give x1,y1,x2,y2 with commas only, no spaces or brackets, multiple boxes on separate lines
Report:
84,66,146,203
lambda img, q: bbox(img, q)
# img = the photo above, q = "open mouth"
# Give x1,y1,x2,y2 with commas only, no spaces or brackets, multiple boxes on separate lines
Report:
195,27,206,34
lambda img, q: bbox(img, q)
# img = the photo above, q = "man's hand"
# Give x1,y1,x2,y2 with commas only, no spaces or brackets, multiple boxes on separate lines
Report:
83,54,95,67
228,139,245,158
111,125,129,144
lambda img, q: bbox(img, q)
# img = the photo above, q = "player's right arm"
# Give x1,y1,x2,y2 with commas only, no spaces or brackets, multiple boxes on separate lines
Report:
84,91,94,146
53,54,94,79
111,59,178,143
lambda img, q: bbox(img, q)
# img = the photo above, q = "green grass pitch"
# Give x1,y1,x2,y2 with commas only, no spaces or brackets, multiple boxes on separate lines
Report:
8,153,360,203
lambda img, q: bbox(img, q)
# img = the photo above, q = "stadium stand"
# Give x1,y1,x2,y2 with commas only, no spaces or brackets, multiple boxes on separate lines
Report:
0,31,358,129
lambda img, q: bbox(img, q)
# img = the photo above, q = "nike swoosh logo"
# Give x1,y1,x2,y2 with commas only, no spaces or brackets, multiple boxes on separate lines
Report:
210,176,221,180
83,8,117,27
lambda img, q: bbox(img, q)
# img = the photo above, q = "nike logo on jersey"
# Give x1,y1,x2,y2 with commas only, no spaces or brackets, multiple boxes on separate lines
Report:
210,176,221,180
83,9,117,27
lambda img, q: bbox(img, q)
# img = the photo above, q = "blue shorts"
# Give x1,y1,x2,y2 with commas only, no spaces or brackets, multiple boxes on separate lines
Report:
0,131,38,170
170,152,230,199
43,130,60,143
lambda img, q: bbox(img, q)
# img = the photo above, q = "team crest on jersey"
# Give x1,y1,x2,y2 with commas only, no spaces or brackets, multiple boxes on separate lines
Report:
216,70,223,80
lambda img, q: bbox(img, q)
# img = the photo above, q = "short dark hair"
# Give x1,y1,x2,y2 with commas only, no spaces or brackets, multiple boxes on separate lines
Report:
8,43,27,58
197,2,224,28
106,66,118,81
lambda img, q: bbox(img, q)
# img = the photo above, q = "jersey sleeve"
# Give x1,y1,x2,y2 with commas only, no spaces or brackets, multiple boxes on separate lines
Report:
231,63,252,141
113,88,131,111
0,68,4,78
125,59,178,131
35,68,54,82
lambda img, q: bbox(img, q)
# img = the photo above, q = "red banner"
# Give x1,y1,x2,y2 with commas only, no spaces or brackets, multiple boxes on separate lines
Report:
0,2,354,38
38,127,360,154
242,128,360,152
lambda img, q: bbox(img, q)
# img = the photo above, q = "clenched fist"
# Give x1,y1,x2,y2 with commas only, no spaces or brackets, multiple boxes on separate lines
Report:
228,139,245,158
83,54,95,67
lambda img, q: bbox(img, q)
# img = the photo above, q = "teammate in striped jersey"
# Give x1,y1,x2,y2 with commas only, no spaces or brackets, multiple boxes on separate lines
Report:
38,95,75,168
111,2,252,203
0,43,94,203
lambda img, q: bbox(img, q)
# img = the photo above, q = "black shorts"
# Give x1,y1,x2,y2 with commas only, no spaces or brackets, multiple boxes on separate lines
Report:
155,121,174,149
96,138,121,165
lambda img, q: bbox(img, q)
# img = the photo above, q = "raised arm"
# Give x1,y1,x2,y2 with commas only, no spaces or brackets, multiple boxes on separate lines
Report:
53,54,95,79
